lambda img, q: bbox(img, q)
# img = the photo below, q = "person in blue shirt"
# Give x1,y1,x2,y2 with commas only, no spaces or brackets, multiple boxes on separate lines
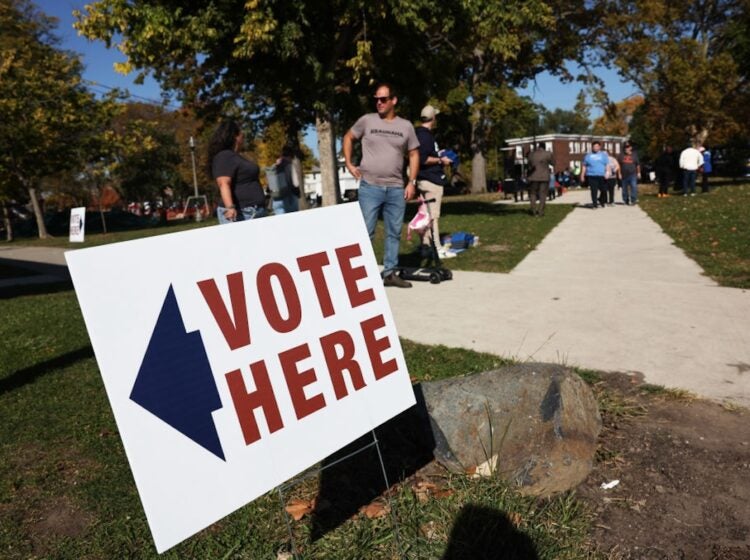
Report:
700,146,713,193
580,141,609,209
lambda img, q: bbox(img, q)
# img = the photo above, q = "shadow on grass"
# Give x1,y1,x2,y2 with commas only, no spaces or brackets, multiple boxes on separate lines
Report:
0,345,94,395
310,386,435,540
442,504,539,560
0,280,74,299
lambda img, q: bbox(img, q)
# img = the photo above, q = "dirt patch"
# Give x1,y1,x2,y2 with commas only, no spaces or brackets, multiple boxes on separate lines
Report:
481,244,511,253
29,495,94,552
2,443,97,557
578,372,750,559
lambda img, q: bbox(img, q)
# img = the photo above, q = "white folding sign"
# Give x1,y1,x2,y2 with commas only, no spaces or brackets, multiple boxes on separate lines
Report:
69,207,86,242
65,204,415,553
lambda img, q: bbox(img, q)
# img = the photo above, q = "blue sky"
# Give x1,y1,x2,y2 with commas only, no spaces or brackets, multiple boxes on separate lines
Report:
39,0,638,153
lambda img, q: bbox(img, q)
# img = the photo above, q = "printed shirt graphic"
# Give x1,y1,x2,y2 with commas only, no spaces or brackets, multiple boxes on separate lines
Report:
350,113,420,187
618,152,640,177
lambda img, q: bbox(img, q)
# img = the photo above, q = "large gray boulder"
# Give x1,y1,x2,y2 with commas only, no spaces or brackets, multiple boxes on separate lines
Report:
419,363,601,496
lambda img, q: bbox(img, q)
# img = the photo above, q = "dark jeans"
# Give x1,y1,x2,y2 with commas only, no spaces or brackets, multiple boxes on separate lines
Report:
605,178,617,205
682,170,697,195
658,175,672,195
588,176,605,207
701,172,711,193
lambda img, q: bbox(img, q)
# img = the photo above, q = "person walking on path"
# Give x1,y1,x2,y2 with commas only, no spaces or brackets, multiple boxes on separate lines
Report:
655,146,676,198
208,120,267,224
700,146,713,193
618,141,641,205
679,144,703,196
270,146,300,215
526,143,555,216
604,153,621,206
343,83,420,288
415,105,454,258
580,140,608,209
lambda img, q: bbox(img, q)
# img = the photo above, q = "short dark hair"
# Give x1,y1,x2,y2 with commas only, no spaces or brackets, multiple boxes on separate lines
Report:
592,140,601,146
374,82,396,98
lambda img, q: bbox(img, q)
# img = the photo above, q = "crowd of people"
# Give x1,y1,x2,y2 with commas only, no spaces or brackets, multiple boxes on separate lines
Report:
207,83,456,289
205,86,719,290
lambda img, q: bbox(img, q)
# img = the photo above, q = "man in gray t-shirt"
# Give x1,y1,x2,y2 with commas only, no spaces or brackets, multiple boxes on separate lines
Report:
343,83,420,287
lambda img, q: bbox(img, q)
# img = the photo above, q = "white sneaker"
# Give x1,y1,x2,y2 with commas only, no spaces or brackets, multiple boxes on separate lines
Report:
438,249,457,259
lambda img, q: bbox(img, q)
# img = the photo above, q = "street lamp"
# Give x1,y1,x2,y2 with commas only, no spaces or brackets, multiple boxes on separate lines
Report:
189,136,201,222
189,136,199,198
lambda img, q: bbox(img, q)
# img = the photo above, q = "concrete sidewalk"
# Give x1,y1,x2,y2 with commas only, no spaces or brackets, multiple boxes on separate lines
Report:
388,190,750,408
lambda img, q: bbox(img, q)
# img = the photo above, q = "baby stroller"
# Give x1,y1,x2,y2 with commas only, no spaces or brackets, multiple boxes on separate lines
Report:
398,194,453,284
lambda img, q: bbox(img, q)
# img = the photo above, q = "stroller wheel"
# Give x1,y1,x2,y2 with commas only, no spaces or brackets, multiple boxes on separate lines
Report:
440,269,453,281
429,271,441,284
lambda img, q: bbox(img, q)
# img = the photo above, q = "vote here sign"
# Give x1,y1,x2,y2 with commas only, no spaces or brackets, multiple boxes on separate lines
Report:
65,204,415,553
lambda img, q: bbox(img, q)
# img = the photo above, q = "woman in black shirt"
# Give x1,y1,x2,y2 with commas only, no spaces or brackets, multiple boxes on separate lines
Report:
207,120,266,223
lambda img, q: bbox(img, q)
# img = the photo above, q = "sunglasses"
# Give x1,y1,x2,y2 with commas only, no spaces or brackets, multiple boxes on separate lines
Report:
374,96,392,104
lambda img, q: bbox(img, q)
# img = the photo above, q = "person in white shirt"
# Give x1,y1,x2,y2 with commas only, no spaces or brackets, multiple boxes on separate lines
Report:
679,145,704,196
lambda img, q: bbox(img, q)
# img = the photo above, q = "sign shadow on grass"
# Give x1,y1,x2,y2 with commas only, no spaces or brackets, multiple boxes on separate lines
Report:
308,384,435,540
0,346,93,396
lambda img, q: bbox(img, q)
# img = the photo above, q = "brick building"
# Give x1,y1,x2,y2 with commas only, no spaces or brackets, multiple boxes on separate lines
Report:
504,134,629,177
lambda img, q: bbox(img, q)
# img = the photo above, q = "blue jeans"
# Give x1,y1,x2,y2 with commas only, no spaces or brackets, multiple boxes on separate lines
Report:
622,174,638,203
358,181,406,277
587,176,604,207
682,170,697,195
271,194,299,215
217,205,267,224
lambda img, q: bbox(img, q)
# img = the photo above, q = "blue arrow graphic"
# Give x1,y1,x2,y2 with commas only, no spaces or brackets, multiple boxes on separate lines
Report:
130,285,225,460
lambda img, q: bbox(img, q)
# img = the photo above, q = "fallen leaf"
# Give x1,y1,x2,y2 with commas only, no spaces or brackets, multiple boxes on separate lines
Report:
433,488,454,499
508,511,523,527
361,501,390,519
285,499,314,521
413,481,437,503
420,521,439,540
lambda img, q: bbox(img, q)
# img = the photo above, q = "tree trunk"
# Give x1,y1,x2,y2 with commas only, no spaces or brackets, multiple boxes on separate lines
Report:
470,109,487,193
316,111,339,207
99,199,108,234
27,185,50,239
293,156,309,210
3,203,13,242
688,125,709,148
471,151,487,194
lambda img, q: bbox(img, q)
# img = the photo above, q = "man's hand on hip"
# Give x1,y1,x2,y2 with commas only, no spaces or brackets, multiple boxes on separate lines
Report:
346,163,362,179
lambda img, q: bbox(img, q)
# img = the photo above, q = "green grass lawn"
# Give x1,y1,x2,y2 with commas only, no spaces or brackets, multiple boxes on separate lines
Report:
5,194,573,275
0,194,592,558
379,193,574,273
2,217,218,250
640,183,750,288
0,287,598,559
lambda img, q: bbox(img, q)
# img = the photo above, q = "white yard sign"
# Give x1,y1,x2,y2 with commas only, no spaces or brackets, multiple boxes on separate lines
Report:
69,207,86,242
65,204,415,553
